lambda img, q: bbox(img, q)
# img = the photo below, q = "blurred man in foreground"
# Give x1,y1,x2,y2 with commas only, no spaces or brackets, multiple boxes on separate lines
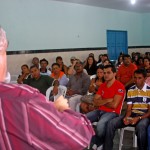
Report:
0,27,94,150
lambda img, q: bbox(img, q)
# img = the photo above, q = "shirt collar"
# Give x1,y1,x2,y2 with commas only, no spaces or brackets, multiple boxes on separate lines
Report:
135,83,147,92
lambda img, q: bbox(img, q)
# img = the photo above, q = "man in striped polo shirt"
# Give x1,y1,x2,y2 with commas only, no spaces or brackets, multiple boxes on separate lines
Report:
104,69,150,150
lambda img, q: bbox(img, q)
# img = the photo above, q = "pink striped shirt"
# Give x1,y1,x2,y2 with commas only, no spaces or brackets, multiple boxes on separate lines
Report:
0,82,94,150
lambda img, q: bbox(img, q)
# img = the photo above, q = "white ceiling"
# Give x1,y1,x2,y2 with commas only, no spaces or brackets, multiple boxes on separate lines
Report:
53,0,150,13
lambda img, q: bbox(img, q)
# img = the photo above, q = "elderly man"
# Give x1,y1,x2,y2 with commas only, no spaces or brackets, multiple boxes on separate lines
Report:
66,61,91,111
0,27,94,150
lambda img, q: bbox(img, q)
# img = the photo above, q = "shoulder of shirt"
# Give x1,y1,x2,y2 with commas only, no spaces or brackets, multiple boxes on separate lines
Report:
128,84,136,90
146,84,150,89
115,80,124,87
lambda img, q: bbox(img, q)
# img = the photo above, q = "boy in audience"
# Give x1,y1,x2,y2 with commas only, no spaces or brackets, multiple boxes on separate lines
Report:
32,57,40,68
104,69,150,150
51,63,68,86
40,58,51,76
56,56,68,75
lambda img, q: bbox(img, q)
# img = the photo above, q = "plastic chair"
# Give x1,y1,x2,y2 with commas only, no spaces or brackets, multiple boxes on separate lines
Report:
10,75,18,84
46,85,67,101
119,126,137,150
90,74,96,80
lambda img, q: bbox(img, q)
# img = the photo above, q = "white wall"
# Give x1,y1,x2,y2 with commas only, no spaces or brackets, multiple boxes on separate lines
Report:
7,48,149,76
0,0,146,51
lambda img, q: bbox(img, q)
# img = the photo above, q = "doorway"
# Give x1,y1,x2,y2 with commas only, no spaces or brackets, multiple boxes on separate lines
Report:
107,30,128,60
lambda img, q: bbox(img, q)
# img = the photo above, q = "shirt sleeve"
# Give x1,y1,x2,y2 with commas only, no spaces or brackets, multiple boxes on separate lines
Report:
27,100,95,150
80,75,90,95
59,74,69,86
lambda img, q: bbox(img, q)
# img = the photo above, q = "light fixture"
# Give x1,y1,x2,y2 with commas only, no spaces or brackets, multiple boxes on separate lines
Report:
131,0,136,5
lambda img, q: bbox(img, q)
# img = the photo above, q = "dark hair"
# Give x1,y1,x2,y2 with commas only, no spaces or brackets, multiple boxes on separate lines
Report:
134,69,147,78
122,54,131,60
143,57,150,61
95,65,105,82
30,65,39,70
51,63,60,68
21,64,29,69
40,58,49,65
56,56,62,61
103,65,116,73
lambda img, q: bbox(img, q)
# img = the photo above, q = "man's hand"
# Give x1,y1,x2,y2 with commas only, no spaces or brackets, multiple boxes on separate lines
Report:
130,117,140,125
66,89,75,96
54,95,70,112
123,117,132,125
52,86,58,96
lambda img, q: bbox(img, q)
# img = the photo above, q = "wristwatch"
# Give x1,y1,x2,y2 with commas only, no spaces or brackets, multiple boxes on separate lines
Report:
139,116,142,120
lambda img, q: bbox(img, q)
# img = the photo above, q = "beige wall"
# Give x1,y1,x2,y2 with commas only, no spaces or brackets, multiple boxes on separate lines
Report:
7,48,149,78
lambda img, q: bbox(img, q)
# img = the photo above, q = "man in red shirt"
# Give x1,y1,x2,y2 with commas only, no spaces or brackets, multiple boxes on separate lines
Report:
0,27,94,150
87,65,125,149
117,54,137,88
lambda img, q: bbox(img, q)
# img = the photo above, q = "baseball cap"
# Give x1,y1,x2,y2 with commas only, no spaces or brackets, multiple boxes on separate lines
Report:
70,56,76,60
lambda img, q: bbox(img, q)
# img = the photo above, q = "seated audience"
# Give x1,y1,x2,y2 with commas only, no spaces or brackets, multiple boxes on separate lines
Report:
84,56,97,75
143,57,150,86
17,64,31,84
86,65,125,150
68,57,88,77
117,54,137,89
56,56,68,75
80,65,104,113
115,55,123,71
83,53,97,68
32,57,40,68
103,59,112,66
23,65,57,96
0,27,95,150
66,61,90,111
96,54,103,65
143,57,150,77
67,56,77,76
51,63,68,86
104,69,150,150
145,52,150,59
97,54,109,66
40,58,51,76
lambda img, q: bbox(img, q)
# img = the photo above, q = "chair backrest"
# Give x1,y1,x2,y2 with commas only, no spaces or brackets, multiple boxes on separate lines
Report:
46,85,67,101
58,85,67,98
10,75,18,84
90,74,96,80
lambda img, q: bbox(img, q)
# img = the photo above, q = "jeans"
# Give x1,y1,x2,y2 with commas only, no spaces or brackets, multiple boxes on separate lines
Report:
86,109,118,146
104,115,150,150
148,125,150,150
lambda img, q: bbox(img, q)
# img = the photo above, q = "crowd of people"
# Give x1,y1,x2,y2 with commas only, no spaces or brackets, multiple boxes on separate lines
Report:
15,50,150,150
1,26,150,150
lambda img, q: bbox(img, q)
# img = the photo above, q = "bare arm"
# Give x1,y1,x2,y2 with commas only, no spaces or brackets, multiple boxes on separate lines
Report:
93,94,113,107
104,94,123,109
130,105,150,125
123,104,132,125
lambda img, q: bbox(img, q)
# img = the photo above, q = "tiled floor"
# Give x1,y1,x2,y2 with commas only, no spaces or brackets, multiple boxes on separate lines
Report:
113,130,137,150
84,130,137,150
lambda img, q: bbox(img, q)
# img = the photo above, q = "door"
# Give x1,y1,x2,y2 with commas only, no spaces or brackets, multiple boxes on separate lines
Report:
107,30,128,60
